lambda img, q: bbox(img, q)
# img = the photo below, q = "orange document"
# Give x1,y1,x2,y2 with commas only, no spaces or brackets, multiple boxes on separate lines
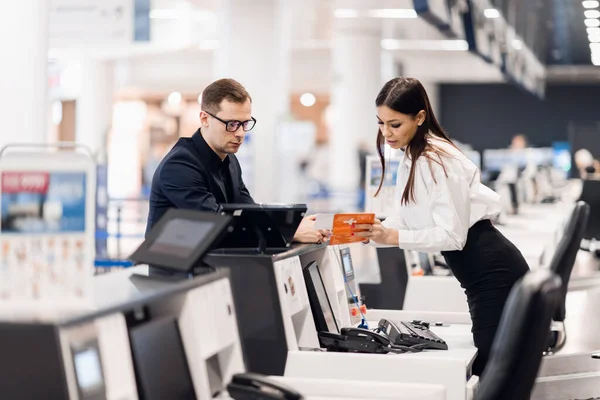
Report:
328,213,375,245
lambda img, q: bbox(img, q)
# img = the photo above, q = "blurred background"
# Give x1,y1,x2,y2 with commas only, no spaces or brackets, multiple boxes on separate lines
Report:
8,0,600,259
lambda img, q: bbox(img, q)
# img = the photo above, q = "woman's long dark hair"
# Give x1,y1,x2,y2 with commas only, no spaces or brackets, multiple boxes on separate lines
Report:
374,77,456,204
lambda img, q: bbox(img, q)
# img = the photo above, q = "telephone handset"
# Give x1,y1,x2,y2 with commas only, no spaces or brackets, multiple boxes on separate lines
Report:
341,327,392,346
227,373,304,400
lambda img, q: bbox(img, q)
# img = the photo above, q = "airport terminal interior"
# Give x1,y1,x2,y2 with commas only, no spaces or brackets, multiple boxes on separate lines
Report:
3,0,600,399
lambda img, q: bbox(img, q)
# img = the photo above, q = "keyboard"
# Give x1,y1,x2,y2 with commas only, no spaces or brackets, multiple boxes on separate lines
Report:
378,319,448,350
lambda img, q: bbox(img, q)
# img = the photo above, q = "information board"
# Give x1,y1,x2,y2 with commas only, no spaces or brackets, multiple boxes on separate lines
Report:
0,146,96,309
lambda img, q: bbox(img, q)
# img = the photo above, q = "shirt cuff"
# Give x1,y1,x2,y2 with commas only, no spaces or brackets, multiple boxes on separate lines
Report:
397,229,415,247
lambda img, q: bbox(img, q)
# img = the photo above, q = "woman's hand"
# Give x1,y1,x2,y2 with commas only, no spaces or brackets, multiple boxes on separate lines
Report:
293,215,332,244
352,219,398,245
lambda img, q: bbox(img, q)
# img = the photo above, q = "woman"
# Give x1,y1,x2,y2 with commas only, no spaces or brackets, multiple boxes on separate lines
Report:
353,77,529,376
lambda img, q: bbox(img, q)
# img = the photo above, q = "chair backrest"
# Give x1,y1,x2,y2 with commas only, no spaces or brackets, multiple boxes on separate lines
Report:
548,201,590,321
475,270,561,400
578,179,600,240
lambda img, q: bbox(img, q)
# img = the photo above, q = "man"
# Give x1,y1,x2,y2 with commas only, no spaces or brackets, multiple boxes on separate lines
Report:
146,78,328,243
510,134,528,150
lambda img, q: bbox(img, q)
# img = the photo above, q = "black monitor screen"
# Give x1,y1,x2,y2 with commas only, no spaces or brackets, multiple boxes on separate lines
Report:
129,209,232,273
303,261,339,335
148,218,214,258
218,203,306,252
129,317,197,400
339,247,355,281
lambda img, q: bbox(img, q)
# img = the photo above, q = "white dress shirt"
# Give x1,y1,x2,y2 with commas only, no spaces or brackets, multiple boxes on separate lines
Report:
379,137,501,253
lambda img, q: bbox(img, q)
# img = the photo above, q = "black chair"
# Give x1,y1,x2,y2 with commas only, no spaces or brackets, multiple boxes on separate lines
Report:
475,270,561,400
578,179,600,244
547,201,590,351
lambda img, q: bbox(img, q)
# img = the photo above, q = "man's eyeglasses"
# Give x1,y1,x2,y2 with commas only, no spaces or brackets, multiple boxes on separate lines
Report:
204,111,257,132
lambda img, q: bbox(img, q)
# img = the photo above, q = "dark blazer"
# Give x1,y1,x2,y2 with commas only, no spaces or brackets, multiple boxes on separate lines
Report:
145,129,254,234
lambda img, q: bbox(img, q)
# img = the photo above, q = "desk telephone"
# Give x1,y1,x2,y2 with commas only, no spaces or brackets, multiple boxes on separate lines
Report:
227,373,304,400
318,319,448,354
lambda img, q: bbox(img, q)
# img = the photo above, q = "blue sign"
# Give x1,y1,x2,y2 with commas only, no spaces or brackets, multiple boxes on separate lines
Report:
1,171,86,234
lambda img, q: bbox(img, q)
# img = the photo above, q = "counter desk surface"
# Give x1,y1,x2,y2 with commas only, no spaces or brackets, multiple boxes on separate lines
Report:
0,266,227,328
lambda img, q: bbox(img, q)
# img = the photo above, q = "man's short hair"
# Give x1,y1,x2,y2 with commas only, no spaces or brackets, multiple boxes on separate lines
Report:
201,78,252,114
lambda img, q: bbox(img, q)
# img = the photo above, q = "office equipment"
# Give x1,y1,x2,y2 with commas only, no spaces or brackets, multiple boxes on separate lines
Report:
129,208,232,276
338,246,365,325
303,261,340,334
475,270,561,400
377,319,448,350
218,203,307,252
578,179,600,243
552,141,571,174
227,373,304,400
203,245,325,376
339,246,355,281
0,267,242,399
318,328,412,355
129,316,196,400
547,201,590,351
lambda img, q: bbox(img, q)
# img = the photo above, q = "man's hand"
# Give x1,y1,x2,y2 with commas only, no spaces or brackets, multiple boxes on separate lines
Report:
352,218,397,245
293,215,332,244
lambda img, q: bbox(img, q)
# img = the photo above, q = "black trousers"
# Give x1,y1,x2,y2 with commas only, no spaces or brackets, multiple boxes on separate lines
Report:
441,219,529,376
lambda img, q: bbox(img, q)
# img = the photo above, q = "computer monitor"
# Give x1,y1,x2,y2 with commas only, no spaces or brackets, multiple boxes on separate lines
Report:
303,261,339,335
129,208,232,274
129,316,196,400
339,246,355,281
217,203,307,252
552,141,571,173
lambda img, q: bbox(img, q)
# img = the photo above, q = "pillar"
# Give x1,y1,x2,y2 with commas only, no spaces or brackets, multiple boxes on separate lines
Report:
214,0,291,202
329,6,382,210
420,80,441,121
0,0,49,148
76,56,114,162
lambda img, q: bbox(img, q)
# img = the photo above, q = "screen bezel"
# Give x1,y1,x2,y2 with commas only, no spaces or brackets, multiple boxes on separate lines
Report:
338,247,355,281
70,340,106,400
217,203,307,250
129,208,232,273
303,261,340,334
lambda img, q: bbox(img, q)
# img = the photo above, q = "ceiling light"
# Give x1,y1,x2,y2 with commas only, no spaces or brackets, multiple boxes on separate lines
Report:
300,93,316,107
585,9,600,18
583,1,600,8
484,9,500,18
334,9,359,18
367,9,418,18
168,92,182,105
512,39,523,50
588,27,600,34
585,18,600,27
381,39,469,51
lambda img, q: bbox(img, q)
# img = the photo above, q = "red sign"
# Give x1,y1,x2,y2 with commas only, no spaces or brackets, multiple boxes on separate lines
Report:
1,172,50,194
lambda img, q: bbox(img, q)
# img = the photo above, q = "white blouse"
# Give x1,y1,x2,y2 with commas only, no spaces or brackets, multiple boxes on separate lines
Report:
379,137,501,253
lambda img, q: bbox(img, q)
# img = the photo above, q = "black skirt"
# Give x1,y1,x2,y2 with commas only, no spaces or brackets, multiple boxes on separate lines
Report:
441,219,530,376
